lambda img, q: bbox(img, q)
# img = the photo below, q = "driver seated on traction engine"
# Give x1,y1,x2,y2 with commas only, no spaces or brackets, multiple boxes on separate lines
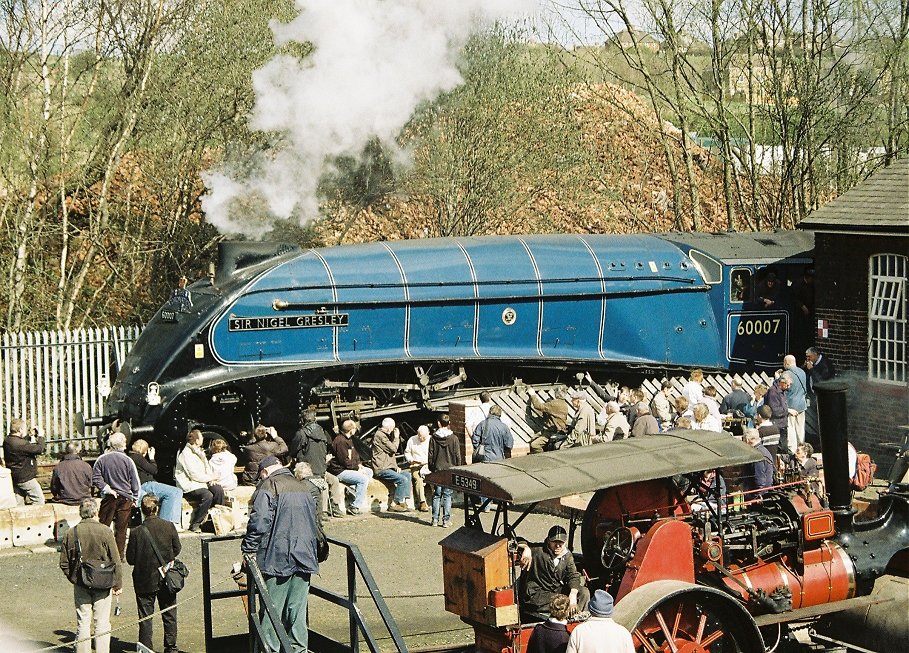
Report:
515,525,590,622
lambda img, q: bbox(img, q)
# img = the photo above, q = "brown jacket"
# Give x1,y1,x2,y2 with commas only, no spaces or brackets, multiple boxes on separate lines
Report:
60,518,123,589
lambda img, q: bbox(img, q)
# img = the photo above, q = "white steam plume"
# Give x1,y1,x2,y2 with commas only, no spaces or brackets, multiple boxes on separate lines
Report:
202,0,535,238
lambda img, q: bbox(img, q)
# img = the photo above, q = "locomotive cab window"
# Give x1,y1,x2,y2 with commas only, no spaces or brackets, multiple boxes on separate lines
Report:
689,250,722,284
730,269,751,303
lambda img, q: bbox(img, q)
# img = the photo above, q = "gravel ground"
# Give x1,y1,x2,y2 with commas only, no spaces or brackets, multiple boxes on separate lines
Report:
0,507,555,653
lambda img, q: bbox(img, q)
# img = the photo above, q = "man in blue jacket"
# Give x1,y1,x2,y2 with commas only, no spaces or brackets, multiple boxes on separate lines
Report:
242,455,323,652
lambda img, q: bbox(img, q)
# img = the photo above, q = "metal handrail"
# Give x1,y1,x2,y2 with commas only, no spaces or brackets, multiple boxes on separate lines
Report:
201,533,409,653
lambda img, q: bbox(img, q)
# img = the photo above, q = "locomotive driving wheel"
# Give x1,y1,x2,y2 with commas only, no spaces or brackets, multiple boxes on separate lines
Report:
613,581,763,653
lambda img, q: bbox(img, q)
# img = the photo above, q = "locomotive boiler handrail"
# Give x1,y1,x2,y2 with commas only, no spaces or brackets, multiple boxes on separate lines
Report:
261,273,703,293
267,283,712,311
425,431,763,506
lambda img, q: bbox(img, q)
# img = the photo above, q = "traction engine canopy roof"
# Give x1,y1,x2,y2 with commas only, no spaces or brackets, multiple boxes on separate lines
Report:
425,430,764,505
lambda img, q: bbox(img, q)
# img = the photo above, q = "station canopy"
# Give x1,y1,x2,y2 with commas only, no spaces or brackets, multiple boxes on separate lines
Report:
425,430,763,505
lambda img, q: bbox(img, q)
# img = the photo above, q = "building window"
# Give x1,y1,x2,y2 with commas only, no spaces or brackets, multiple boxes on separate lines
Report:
868,254,907,383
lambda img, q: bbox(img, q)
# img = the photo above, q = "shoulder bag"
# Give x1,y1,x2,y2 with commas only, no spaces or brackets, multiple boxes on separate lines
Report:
472,420,487,463
141,525,189,593
74,526,117,590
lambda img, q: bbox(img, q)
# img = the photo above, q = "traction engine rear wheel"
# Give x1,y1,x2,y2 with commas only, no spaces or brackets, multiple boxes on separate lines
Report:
613,581,763,653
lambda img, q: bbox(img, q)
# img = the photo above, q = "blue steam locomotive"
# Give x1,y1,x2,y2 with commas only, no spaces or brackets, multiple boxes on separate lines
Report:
90,231,813,458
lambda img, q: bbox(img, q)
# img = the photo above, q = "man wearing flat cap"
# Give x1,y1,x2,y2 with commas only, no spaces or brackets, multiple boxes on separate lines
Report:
516,525,590,621
566,589,634,653
567,392,596,447
242,455,324,652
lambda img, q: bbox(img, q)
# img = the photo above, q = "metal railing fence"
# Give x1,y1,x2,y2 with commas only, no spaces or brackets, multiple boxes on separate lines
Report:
201,534,409,653
0,326,141,453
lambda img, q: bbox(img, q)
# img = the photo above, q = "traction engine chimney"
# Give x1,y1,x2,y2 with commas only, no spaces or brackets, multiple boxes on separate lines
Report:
815,381,855,532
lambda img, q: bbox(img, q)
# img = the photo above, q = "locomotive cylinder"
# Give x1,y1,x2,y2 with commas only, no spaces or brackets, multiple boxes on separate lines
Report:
814,381,854,530
721,541,856,611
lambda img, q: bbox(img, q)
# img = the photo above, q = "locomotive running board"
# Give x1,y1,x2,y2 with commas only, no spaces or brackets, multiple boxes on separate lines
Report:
752,595,893,626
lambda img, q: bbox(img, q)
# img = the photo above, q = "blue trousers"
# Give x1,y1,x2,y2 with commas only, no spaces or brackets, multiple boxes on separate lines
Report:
139,481,184,525
260,572,311,653
374,468,411,504
432,486,453,523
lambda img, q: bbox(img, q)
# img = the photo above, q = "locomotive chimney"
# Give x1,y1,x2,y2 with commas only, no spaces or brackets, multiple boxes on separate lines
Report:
215,242,300,286
815,381,855,532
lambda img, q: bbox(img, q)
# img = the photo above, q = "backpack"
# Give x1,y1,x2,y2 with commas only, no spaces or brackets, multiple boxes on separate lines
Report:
851,452,876,491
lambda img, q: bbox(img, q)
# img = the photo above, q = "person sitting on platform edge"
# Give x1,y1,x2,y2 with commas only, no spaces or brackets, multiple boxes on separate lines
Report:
208,438,238,492
599,402,630,442
630,402,660,437
567,391,596,447
327,419,373,515
240,425,288,486
128,439,184,528
517,525,590,622
650,380,674,431
371,418,412,512
51,441,93,505
527,388,570,453
4,418,46,505
174,429,226,533
566,589,634,653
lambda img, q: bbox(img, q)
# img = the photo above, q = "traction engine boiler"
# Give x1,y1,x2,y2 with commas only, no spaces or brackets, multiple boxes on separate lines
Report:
428,382,909,652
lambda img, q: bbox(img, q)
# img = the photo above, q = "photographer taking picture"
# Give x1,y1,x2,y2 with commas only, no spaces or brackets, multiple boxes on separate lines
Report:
240,425,288,486
3,418,46,505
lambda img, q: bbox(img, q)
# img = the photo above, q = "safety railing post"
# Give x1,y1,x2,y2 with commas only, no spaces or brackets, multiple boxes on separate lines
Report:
348,546,359,652
201,538,214,652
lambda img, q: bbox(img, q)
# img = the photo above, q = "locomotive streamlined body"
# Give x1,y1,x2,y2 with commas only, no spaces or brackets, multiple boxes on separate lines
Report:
427,382,909,653
88,231,813,464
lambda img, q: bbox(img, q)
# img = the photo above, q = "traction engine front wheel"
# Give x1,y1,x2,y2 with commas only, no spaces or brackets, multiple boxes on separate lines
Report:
613,581,763,653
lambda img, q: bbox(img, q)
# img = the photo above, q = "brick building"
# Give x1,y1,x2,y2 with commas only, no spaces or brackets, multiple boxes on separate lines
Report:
798,158,908,463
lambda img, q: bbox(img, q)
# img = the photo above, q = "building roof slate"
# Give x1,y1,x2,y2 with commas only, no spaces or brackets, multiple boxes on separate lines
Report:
799,158,908,233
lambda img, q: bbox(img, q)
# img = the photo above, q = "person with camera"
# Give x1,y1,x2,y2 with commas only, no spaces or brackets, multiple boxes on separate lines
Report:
240,425,288,486
3,418,46,505
126,493,181,653
128,439,184,528
59,497,122,653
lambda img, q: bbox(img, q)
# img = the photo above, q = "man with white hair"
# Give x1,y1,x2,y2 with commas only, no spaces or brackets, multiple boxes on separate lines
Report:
371,418,412,512
404,425,431,512
599,402,630,442
92,431,140,560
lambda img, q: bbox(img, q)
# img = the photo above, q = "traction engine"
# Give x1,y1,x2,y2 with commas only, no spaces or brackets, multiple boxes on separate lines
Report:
436,382,909,653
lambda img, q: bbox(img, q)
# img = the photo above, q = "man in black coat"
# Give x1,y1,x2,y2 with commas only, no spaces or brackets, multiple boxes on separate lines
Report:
126,493,181,653
4,418,45,504
516,525,589,621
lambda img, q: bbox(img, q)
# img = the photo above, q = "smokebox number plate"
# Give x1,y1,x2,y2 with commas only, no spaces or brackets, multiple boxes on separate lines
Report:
229,313,349,331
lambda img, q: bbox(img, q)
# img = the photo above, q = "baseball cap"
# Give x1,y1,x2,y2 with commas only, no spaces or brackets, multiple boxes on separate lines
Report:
258,455,281,473
547,525,568,542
